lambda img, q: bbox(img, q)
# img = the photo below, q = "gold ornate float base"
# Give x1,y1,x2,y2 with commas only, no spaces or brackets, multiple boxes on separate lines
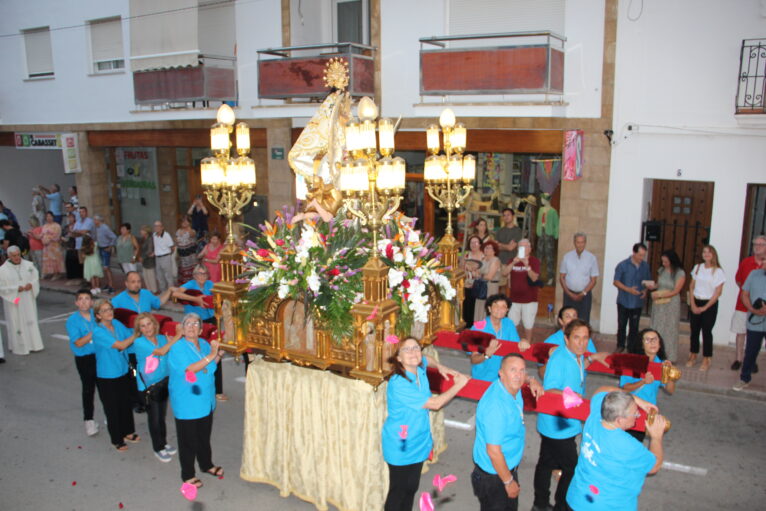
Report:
240,354,446,511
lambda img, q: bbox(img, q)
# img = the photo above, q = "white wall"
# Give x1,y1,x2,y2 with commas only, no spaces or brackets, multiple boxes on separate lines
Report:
601,0,766,343
0,147,77,228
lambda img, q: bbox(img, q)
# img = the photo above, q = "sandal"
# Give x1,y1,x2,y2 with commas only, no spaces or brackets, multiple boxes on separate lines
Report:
216,393,229,402
185,478,203,488
114,442,128,451
124,433,141,443
205,466,224,477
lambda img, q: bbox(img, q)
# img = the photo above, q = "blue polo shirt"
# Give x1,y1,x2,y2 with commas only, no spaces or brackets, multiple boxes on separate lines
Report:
543,329,597,354
168,338,217,420
382,358,432,466
537,344,587,439
65,310,97,357
473,379,525,474
46,191,63,215
180,279,215,321
470,317,521,382
112,289,161,314
619,355,665,405
92,320,132,379
614,257,651,309
567,392,656,511
131,335,170,390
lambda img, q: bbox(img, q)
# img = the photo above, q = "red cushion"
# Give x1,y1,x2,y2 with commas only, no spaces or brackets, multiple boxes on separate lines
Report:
113,308,136,328
160,321,178,336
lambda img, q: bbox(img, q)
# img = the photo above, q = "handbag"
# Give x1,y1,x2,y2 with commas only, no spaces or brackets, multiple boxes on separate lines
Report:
131,361,168,403
472,278,488,300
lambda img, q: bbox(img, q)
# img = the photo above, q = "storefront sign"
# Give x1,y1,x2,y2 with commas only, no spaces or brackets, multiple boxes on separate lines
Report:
61,133,82,173
14,132,61,149
271,147,285,160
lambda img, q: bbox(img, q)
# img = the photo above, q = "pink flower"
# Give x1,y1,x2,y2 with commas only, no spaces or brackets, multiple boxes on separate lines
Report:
398,424,408,439
144,355,159,374
562,387,584,409
432,474,457,492
257,248,270,258
180,482,198,500
366,305,379,321
385,243,394,260
275,239,285,246
185,370,197,384
13,297,20,305
418,492,434,511
473,320,486,329
385,335,400,344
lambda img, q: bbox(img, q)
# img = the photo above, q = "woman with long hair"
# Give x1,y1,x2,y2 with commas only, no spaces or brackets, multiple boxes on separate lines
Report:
41,211,65,279
472,217,493,244
462,234,485,329
82,235,103,295
474,240,501,324
382,337,469,511
175,215,197,285
648,250,686,363
687,245,726,371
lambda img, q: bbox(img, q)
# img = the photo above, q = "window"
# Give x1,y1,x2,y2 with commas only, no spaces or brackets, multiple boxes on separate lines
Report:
23,27,54,78
89,17,125,74
334,0,368,44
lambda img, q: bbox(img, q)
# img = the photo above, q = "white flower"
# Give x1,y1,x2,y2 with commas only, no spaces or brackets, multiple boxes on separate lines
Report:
388,269,404,288
295,245,310,264
307,271,321,293
408,230,420,244
414,266,426,278
404,249,416,266
393,252,404,263
277,283,290,299
377,239,391,253
251,270,274,287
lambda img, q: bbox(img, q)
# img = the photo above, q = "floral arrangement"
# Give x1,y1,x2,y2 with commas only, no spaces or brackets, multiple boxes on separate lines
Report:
377,213,456,336
239,206,368,341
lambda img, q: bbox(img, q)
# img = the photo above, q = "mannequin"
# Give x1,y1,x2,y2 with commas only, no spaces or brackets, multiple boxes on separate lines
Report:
536,194,559,285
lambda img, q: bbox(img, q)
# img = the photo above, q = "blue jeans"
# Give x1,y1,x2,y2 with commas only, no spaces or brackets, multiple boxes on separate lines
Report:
740,329,766,383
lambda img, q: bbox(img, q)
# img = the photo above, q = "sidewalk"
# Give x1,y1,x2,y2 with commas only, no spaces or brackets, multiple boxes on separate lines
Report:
40,275,766,399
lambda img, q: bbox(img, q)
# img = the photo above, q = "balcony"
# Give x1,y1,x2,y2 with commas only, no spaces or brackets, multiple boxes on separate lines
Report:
419,32,565,97
736,38,766,114
257,43,375,100
133,55,236,108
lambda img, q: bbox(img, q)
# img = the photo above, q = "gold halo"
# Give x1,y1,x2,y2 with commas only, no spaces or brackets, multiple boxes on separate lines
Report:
323,57,349,91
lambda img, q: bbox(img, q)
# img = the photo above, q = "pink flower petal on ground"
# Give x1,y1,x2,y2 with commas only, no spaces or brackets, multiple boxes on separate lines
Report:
432,473,457,492
589,484,600,495
13,297,20,305
398,425,408,439
473,320,486,329
419,492,434,511
144,355,159,374
562,386,584,409
185,370,197,384
366,305,379,321
72,481,77,486
180,482,198,501
385,335,400,344
118,504,124,509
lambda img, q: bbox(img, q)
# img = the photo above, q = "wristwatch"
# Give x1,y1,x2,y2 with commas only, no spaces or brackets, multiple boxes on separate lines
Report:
502,476,513,485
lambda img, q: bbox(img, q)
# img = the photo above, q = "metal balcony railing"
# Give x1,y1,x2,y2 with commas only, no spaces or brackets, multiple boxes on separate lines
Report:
736,38,766,114
257,42,375,100
419,31,566,97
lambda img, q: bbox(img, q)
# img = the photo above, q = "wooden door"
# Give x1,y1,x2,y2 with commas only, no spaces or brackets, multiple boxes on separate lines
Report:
647,180,714,299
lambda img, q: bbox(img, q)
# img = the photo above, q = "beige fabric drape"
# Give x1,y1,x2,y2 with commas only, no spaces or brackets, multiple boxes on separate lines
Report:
129,0,199,71
241,355,446,511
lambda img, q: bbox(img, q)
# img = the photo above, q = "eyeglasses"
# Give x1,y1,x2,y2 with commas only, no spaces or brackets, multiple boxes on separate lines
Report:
184,321,202,328
400,345,422,353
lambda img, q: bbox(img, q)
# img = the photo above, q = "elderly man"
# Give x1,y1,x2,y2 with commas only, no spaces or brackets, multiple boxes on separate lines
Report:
505,238,541,341
733,256,766,391
93,215,117,293
0,246,44,355
152,221,175,292
532,319,609,511
72,206,95,251
112,271,175,314
730,235,766,371
472,354,542,511
559,233,599,324
613,243,651,353
566,388,665,510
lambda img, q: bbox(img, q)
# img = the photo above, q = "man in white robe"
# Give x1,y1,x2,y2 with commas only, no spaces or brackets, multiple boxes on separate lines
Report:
0,246,44,355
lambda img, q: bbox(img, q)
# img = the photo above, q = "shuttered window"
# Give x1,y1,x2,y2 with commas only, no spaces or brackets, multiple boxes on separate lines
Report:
89,17,125,73
23,27,54,78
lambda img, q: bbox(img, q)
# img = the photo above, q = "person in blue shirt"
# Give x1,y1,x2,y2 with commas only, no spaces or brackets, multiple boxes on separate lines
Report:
532,319,609,511
613,243,651,353
66,289,100,437
566,388,666,511
168,313,224,489
112,271,175,313
472,354,543,511
620,329,675,442
538,306,599,379
132,312,182,462
470,294,530,382
92,298,139,451
173,264,227,401
382,336,469,511
39,184,63,223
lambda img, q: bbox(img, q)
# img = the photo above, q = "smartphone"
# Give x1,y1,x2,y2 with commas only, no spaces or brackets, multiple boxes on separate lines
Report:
518,246,526,259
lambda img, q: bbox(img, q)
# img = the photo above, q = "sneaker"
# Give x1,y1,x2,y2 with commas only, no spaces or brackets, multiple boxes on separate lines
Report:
730,360,742,371
154,449,172,463
85,419,99,437
164,444,177,455
732,380,750,391
90,288,98,296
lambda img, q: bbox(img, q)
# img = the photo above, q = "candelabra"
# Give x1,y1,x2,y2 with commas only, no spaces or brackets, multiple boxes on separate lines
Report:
423,108,475,269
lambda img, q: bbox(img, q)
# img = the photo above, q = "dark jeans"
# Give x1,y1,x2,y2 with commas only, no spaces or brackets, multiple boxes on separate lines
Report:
562,291,592,324
96,374,136,446
74,354,97,421
384,461,424,511
690,300,718,357
463,288,476,328
140,378,169,452
176,413,215,482
617,303,642,351
740,329,766,383
471,464,518,511
533,435,578,511
65,249,83,279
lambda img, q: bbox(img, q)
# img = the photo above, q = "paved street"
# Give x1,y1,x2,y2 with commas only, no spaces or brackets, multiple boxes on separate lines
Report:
1,290,765,510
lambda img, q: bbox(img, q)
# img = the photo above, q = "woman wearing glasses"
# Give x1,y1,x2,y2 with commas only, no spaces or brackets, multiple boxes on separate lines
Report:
382,337,469,511
92,298,139,451
167,313,223,489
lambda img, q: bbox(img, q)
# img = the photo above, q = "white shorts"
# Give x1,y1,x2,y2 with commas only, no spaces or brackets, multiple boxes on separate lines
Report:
730,310,748,334
509,302,538,329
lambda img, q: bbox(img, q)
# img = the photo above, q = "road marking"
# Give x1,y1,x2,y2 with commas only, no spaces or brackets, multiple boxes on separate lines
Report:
661,461,708,476
39,311,74,324
51,334,69,341
444,414,476,431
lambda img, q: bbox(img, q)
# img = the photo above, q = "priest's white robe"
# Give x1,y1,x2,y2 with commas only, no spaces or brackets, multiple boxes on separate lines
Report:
0,259,44,355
